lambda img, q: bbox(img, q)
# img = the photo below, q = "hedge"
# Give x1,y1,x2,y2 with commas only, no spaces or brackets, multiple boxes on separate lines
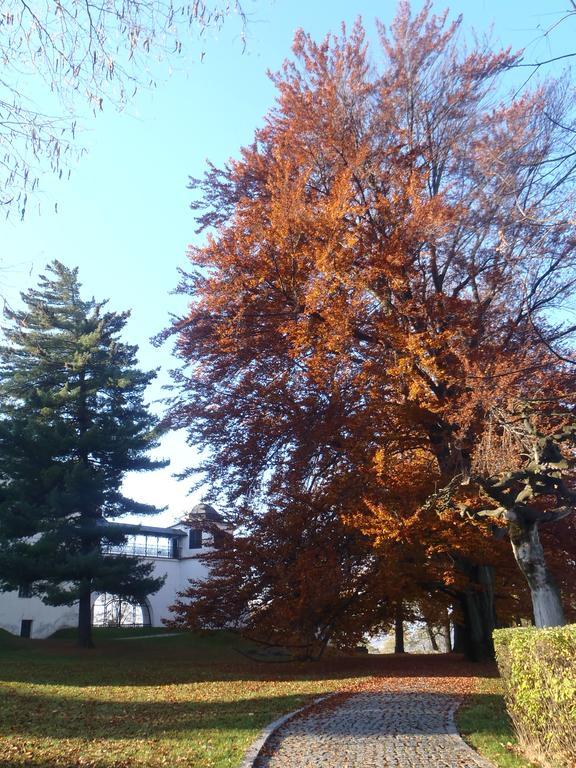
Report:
494,625,576,768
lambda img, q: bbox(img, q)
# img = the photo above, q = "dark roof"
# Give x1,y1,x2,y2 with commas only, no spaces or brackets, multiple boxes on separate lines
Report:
136,525,187,537
105,522,187,538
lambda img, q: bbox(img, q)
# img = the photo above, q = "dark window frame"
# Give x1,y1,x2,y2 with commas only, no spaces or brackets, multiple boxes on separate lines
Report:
189,529,202,549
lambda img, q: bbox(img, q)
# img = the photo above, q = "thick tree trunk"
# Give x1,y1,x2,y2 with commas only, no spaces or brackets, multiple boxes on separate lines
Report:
453,562,496,662
508,520,565,627
431,441,496,661
77,586,94,648
394,604,405,654
455,593,486,662
464,588,494,661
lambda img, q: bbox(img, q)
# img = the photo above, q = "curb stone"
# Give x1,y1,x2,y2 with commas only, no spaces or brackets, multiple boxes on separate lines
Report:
238,694,339,768
238,692,496,768
446,700,496,768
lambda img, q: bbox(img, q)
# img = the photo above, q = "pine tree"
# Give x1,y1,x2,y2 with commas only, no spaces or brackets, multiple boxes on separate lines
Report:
0,261,167,647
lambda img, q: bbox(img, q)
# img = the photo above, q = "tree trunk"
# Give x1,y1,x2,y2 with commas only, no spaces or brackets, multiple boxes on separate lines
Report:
460,571,495,660
443,612,452,652
77,370,95,650
465,564,496,661
452,620,466,653
394,603,405,654
508,519,565,627
452,562,496,662
431,442,496,661
426,623,440,651
77,585,94,648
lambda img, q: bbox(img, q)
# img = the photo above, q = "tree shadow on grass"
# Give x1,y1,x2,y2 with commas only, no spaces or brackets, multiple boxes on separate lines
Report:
0,639,499,687
0,688,492,741
457,692,514,738
0,687,309,740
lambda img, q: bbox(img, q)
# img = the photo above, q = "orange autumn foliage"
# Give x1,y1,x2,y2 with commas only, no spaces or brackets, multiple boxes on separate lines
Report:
162,3,576,642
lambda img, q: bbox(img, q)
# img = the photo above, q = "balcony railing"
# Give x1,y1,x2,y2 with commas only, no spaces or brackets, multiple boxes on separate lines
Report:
104,537,179,559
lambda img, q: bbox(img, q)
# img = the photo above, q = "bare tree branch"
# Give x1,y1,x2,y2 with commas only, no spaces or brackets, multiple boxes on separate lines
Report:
0,0,248,216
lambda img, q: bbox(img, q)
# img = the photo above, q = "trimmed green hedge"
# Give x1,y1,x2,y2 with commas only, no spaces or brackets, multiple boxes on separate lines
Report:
494,625,576,768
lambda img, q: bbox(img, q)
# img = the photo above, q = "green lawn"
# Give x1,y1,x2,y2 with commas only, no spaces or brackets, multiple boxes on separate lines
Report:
0,629,519,768
457,679,538,768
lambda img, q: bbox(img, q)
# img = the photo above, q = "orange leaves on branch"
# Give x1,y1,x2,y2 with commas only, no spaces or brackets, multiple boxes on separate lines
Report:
162,2,576,637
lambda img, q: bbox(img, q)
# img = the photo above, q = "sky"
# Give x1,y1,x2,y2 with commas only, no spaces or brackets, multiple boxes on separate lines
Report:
1,0,575,526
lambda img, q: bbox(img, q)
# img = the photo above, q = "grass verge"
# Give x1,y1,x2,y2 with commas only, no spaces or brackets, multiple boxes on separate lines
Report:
457,678,538,768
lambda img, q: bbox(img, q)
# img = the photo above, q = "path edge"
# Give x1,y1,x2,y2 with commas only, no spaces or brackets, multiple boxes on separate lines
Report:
238,693,339,768
447,700,497,768
239,693,496,768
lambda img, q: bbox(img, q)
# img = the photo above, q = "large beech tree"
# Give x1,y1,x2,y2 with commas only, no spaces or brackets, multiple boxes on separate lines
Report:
164,3,576,650
0,262,167,647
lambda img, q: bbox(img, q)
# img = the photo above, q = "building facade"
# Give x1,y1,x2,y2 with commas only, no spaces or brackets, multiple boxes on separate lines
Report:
0,504,224,639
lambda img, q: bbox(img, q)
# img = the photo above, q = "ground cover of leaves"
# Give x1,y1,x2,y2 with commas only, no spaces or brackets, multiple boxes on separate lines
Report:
0,629,501,768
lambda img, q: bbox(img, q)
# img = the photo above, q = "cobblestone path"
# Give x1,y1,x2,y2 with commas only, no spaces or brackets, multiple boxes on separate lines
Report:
253,691,494,768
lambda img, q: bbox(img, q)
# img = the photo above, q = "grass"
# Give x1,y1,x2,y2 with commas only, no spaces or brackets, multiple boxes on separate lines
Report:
0,630,325,768
457,678,538,768
0,628,521,768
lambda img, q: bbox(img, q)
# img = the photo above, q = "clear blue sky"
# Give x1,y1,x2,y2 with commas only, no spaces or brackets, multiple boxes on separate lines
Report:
1,0,574,524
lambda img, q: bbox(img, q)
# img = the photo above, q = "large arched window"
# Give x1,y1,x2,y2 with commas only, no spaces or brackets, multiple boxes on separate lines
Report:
92,593,151,628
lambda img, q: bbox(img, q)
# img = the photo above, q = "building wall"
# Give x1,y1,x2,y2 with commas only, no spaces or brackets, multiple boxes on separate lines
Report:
145,549,210,627
0,528,215,639
0,591,78,639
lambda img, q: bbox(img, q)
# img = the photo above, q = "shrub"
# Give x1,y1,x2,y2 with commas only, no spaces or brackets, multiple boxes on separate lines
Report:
494,625,576,768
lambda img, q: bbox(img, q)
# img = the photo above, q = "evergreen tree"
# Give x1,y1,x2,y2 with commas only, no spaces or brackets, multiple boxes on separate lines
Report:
0,261,167,647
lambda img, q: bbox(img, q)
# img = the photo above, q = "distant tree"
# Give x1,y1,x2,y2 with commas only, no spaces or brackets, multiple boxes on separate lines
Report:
0,261,167,647
0,0,248,217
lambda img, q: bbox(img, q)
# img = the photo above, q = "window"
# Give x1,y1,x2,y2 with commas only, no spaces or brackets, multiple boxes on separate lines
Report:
18,584,32,598
189,529,202,549
92,594,151,628
105,534,173,558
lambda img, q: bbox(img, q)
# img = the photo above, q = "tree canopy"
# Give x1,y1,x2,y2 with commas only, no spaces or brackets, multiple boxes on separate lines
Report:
0,261,167,646
162,2,576,652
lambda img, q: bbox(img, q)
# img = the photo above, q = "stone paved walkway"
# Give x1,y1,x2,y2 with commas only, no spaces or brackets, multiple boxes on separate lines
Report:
253,691,494,768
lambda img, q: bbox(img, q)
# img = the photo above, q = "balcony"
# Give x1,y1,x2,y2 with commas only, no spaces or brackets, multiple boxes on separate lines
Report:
104,533,180,559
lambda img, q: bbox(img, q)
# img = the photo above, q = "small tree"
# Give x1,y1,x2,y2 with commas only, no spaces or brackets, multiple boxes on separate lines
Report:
0,261,167,647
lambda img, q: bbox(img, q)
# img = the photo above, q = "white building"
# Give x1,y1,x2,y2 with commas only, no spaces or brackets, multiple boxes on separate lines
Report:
0,503,225,639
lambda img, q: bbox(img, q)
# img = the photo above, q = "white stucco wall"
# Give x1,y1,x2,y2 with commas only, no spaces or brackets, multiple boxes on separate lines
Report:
0,591,79,639
145,547,211,627
0,527,217,638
